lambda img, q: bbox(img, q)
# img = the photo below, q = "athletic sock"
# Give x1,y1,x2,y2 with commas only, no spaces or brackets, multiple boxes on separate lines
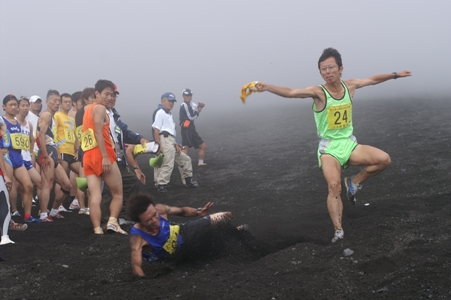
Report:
50,209,59,216
108,217,117,224
24,213,31,220
199,159,204,164
40,212,48,219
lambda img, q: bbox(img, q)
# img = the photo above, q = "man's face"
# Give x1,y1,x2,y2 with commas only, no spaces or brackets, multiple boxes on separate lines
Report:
30,99,42,114
47,94,61,113
182,94,192,103
106,93,117,110
139,204,160,231
161,98,175,111
60,96,72,113
18,100,30,117
95,87,114,106
319,57,343,83
2,100,18,116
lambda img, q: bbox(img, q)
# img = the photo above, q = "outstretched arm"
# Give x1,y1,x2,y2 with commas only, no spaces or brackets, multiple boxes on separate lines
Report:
347,70,412,90
155,202,214,218
256,82,320,99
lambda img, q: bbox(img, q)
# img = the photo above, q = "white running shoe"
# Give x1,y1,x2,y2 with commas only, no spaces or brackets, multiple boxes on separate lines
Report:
69,199,80,210
331,230,344,243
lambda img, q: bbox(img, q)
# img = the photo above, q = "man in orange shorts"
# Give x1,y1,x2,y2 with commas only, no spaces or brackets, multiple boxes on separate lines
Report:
82,79,126,235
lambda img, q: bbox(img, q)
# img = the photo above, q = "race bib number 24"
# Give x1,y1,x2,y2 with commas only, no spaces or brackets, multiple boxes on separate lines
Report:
327,103,351,130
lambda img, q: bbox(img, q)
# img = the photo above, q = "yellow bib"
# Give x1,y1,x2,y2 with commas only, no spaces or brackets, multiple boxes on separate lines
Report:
64,128,76,143
10,133,30,151
327,103,351,130
81,128,98,151
162,225,180,254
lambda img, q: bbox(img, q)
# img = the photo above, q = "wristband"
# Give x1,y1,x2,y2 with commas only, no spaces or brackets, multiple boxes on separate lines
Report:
196,207,202,211
392,72,398,79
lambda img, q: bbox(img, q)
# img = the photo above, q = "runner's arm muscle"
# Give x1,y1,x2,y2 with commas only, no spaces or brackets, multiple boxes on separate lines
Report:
130,234,146,277
347,70,412,90
38,112,51,156
93,105,109,158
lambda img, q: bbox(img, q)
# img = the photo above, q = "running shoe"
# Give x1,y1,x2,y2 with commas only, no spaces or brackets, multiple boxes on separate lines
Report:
11,211,21,217
198,162,207,166
78,208,89,215
41,216,54,222
9,220,28,231
49,213,64,219
69,199,80,210
331,229,344,243
58,205,72,213
118,218,134,226
24,216,43,223
0,235,15,245
107,221,128,235
94,227,104,235
344,176,362,205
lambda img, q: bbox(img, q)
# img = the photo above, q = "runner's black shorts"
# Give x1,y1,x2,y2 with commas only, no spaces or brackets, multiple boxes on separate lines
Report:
179,216,211,242
61,153,78,166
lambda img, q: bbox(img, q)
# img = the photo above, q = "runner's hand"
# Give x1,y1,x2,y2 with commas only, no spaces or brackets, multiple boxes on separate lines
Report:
397,70,412,78
42,156,51,171
102,157,111,174
3,175,12,190
197,201,214,216
140,138,147,148
135,169,146,185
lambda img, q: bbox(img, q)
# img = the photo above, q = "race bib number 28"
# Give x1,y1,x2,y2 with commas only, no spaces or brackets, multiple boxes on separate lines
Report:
327,103,351,130
81,128,98,151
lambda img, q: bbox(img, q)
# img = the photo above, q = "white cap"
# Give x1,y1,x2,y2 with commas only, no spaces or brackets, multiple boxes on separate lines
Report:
29,95,42,103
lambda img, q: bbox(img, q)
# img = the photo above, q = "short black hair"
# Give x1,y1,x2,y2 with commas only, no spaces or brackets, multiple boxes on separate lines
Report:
60,93,72,102
127,194,155,223
71,91,82,103
94,79,114,94
46,89,60,100
81,87,95,105
318,47,343,69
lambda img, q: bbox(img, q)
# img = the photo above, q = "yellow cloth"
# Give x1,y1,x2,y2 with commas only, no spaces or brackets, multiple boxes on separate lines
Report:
240,81,261,104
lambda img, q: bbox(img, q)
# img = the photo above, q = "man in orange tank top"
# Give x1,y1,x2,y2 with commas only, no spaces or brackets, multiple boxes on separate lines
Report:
82,79,126,235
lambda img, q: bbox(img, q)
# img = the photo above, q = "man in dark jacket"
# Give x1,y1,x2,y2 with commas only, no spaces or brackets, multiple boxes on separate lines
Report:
179,88,207,166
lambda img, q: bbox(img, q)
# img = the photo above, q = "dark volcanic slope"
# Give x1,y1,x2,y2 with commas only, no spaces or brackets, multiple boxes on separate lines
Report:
1,97,451,299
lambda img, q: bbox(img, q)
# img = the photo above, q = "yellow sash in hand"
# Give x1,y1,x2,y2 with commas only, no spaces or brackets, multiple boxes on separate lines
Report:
240,81,260,104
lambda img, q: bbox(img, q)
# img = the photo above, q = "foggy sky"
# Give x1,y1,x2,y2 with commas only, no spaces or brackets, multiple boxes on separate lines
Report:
1,0,450,124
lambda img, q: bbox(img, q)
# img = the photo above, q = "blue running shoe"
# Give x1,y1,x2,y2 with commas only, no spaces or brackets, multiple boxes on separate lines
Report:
344,176,361,205
24,216,43,223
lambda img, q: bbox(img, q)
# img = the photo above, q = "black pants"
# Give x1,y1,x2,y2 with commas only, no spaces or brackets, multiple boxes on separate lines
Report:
101,162,144,224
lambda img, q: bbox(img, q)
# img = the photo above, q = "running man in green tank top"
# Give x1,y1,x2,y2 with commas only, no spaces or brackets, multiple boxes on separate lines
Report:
254,48,411,243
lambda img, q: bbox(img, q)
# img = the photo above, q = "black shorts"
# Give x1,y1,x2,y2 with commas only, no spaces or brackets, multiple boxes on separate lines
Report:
78,149,84,167
181,125,204,149
37,145,59,168
179,216,211,242
61,153,77,165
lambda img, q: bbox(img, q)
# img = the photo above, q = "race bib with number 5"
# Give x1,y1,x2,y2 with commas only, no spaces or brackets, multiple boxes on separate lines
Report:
10,133,30,150
327,103,351,130
81,128,98,151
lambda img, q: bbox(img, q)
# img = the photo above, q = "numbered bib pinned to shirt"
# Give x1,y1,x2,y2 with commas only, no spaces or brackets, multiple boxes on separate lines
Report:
10,133,30,150
162,225,180,254
327,103,351,130
81,128,98,151
64,128,76,143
